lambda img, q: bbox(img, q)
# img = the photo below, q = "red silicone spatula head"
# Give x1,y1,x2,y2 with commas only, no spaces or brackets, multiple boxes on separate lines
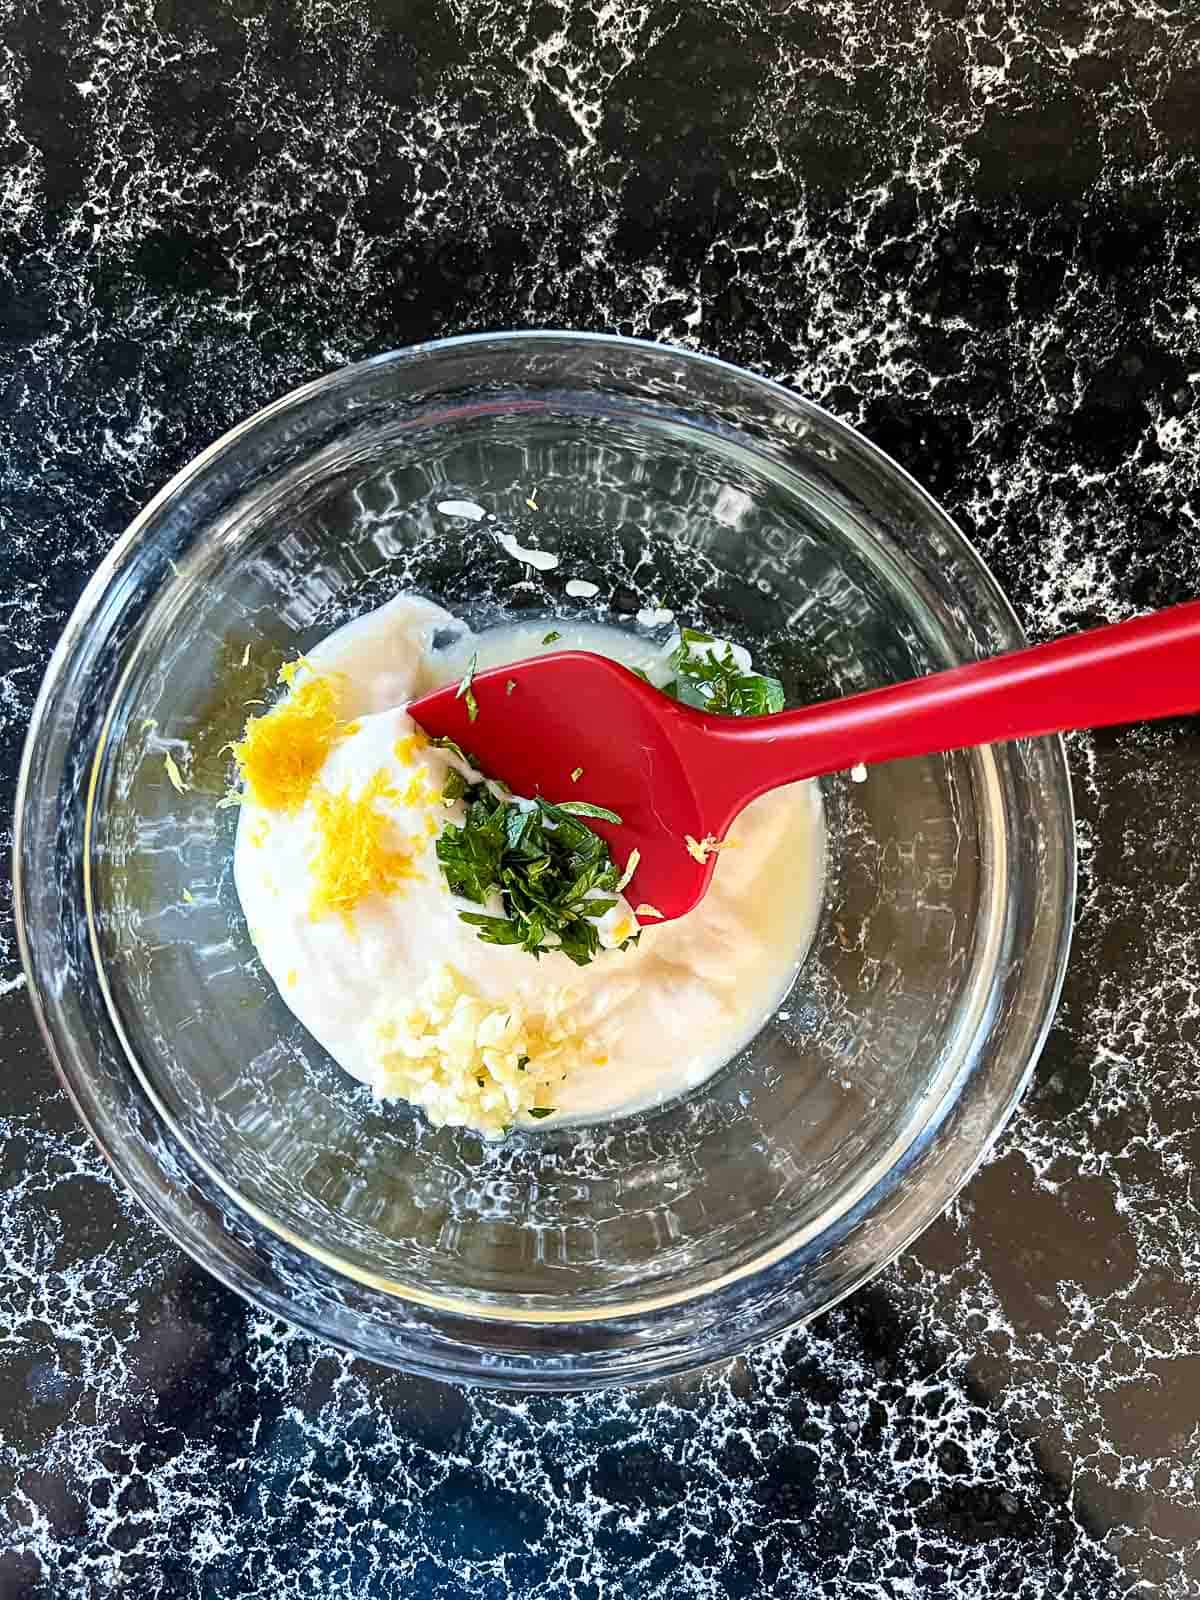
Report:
411,598,1200,923
408,652,724,921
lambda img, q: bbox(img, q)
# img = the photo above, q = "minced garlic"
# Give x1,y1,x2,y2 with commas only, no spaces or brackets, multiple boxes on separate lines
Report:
308,769,420,924
684,832,735,864
369,964,585,1137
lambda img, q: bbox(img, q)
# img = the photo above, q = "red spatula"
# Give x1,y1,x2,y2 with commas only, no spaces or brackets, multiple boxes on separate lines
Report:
410,600,1200,923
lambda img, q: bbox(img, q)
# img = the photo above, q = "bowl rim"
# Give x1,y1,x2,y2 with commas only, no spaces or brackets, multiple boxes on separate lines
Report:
14,329,1076,1382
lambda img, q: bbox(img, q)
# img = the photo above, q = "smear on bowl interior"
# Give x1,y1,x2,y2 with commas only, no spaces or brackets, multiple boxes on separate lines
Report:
229,596,825,1137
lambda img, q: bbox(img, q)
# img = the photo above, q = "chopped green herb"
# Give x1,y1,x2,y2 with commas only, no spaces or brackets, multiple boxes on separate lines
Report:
517,1055,530,1071
542,630,562,645
455,653,480,722
570,766,583,783
527,1107,554,1119
441,768,468,805
436,779,626,965
430,735,477,768
668,628,785,716
556,800,623,823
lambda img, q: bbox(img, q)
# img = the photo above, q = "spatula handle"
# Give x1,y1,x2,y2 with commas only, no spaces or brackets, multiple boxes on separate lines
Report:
693,599,1200,815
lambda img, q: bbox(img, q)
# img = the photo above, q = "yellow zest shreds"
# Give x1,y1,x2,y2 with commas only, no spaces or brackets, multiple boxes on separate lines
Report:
308,769,419,924
163,752,187,793
393,731,427,765
181,888,195,904
401,770,431,808
635,903,665,919
278,656,315,687
609,915,635,944
370,964,585,1137
232,665,346,813
684,832,735,864
285,969,298,988
248,816,270,848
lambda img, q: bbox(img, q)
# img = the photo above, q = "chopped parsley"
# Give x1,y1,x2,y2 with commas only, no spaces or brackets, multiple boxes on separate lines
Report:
430,734,476,767
527,1107,554,1119
441,768,468,805
435,778,633,966
666,628,785,715
542,630,562,645
555,799,623,822
455,653,480,722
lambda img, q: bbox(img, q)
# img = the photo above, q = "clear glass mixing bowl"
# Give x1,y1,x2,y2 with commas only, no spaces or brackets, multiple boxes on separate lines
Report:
14,333,1074,1388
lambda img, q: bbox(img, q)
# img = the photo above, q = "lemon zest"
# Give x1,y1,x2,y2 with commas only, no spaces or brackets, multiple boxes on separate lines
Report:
278,655,315,687
163,752,187,793
308,769,418,924
401,770,430,808
232,665,346,813
393,732,427,765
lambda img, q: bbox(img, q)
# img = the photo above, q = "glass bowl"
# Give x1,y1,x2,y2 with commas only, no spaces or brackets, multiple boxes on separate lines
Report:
14,333,1074,1389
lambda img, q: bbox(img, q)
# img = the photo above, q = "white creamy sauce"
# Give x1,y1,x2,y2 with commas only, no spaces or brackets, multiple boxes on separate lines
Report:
234,595,825,1128
436,499,486,521
493,531,559,571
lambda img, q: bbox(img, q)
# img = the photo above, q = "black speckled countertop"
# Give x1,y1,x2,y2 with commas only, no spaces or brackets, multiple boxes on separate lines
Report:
3,3,1200,1596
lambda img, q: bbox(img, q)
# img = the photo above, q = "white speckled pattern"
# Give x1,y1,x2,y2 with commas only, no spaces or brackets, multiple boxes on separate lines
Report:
2,0,1199,1593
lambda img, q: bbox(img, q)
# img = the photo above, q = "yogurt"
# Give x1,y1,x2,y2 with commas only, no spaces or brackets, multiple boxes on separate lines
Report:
233,595,825,1130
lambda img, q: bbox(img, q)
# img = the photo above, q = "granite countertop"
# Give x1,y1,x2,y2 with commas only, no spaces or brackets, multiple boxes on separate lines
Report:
3,2,1199,1595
